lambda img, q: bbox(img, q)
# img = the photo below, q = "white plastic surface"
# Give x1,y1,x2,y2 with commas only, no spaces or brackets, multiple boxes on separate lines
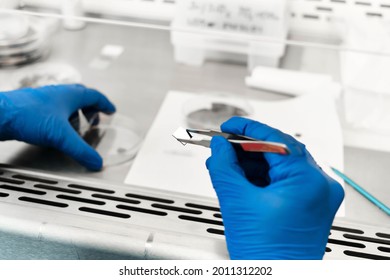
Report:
246,66,334,96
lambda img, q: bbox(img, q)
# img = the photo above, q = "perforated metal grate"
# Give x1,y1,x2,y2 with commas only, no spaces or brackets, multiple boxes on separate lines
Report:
0,166,389,259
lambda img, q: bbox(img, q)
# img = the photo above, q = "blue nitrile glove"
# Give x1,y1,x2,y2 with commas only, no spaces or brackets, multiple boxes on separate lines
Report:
0,84,116,170
206,117,344,260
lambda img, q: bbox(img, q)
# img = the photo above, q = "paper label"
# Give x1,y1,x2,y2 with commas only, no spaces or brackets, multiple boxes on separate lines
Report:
174,0,288,36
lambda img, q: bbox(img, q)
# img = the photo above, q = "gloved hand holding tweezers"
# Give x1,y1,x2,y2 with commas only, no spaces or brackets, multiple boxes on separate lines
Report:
173,127,290,155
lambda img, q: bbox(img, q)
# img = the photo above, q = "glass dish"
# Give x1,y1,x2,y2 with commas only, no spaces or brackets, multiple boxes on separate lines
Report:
79,114,143,167
182,92,253,130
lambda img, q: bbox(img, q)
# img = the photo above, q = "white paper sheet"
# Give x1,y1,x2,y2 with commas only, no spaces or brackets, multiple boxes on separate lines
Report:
125,91,345,216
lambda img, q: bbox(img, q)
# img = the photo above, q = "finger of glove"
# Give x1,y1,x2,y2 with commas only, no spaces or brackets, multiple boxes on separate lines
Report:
66,84,116,115
221,117,314,166
328,178,345,216
82,107,100,126
313,167,345,216
68,111,80,132
206,136,251,195
57,122,103,171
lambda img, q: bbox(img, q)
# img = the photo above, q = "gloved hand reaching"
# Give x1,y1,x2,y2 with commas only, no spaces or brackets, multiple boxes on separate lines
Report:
0,84,116,170
206,117,344,260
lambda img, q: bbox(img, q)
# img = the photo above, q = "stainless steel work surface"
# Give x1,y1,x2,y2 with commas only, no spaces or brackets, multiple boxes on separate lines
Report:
0,165,389,260
0,21,389,259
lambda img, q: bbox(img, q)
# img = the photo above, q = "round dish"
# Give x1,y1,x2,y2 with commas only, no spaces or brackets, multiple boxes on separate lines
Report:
183,92,252,130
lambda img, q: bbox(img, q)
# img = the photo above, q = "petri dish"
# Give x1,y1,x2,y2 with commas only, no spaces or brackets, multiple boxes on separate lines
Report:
79,114,143,167
0,47,49,68
0,14,29,42
0,16,58,67
10,62,82,89
183,92,252,130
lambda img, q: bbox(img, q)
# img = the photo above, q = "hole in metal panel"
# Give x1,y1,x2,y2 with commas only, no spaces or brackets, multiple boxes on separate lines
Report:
355,1,371,5
19,196,68,208
185,203,220,212
343,250,390,260
331,225,364,234
0,184,46,195
376,232,390,239
92,194,140,204
207,228,224,236
325,247,332,252
303,14,320,19
117,204,167,216
327,238,366,248
151,203,202,214
316,6,333,11
56,194,105,205
0,192,9,197
125,193,174,204
343,234,390,246
366,12,383,17
79,207,130,219
12,174,58,185
214,213,222,219
34,184,81,194
0,177,25,185
68,184,114,194
179,215,224,226
378,247,390,253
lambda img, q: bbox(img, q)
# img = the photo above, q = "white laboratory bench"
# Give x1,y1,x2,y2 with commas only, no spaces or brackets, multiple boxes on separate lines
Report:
0,21,389,259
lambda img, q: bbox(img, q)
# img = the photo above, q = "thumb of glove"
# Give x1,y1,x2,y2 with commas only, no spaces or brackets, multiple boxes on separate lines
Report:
57,123,104,171
206,136,248,196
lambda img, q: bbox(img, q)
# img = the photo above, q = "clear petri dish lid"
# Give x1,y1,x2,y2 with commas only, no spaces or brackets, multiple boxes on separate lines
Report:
0,14,30,42
0,35,48,56
182,92,253,130
79,114,144,167
9,62,81,89
0,16,58,49
0,16,57,67
0,47,48,68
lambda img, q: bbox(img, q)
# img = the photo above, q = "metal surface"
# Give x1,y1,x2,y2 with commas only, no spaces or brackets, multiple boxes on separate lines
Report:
0,165,389,260
0,165,228,260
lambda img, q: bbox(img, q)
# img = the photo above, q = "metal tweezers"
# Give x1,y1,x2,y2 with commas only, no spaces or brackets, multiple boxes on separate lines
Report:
172,127,290,155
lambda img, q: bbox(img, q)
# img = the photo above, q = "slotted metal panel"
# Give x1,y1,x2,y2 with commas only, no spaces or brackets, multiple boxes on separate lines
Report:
0,165,389,259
